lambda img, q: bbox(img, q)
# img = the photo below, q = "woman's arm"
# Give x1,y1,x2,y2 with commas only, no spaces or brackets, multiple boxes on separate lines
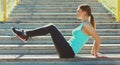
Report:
94,21,96,29
83,23,102,58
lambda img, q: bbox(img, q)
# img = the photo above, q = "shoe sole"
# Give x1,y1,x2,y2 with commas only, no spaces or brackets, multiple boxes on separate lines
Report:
11,28,27,43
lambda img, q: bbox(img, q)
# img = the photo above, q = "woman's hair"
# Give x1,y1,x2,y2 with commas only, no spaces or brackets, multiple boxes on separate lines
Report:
78,4,95,28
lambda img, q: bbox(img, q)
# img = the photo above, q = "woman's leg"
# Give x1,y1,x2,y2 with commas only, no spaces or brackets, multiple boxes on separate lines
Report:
26,24,75,58
12,24,75,58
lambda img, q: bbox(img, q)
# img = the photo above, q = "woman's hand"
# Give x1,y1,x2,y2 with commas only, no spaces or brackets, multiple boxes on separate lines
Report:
91,51,106,58
94,53,106,58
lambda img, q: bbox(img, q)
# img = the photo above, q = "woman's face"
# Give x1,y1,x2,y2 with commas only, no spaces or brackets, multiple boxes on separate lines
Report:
76,8,87,19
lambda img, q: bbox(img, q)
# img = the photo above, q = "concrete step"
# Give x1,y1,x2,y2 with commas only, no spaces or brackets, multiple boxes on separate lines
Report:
9,13,112,16
0,36,119,44
0,23,119,29
7,19,116,23
16,5,105,9
12,9,108,13
19,2,101,5
13,6,108,13
0,29,120,36
0,44,119,54
18,3,102,7
8,18,115,22
0,44,118,50
0,55,119,65
20,0,98,2
14,7,107,13
16,4,102,8
20,1,98,4
0,60,119,65
8,18,115,23
0,54,119,62
9,12,114,19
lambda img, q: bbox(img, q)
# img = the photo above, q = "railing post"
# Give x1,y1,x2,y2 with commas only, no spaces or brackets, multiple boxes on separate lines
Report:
98,0,101,2
116,0,120,21
3,0,7,21
16,0,19,5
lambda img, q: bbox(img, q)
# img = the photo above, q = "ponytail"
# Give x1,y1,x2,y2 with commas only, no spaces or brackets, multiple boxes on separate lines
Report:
90,14,95,28
78,4,96,28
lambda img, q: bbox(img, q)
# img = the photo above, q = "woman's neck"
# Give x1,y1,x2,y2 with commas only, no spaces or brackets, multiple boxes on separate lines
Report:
81,15,89,22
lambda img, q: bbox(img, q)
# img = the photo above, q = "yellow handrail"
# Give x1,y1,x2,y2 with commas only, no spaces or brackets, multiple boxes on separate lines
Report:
0,0,19,21
3,0,7,21
16,0,19,5
98,0,101,2
99,0,120,21
116,0,120,21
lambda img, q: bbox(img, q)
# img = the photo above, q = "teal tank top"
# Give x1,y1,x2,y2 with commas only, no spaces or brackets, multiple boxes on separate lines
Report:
68,22,90,54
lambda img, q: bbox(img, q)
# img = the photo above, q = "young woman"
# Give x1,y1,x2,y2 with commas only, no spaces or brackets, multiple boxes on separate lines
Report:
12,4,105,58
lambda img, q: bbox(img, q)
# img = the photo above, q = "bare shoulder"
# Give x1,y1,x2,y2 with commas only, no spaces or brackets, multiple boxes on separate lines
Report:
83,22,101,41
83,22,95,31
83,22,99,37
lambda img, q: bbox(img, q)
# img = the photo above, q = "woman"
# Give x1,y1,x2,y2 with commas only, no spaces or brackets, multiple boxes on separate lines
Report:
12,4,105,58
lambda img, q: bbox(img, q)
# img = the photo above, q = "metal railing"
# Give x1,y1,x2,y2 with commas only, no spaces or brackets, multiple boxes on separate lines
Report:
0,0,19,21
98,0,120,21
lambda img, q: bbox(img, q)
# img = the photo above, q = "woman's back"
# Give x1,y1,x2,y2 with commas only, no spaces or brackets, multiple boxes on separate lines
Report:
68,21,90,54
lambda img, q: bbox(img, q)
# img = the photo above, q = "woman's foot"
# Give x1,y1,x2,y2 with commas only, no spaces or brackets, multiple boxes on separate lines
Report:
12,27,28,43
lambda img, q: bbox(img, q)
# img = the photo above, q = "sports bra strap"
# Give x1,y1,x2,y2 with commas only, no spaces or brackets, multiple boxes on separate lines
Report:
80,23,84,30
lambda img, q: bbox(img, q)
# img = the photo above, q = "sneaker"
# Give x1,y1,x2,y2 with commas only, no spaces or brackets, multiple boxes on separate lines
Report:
11,27,28,43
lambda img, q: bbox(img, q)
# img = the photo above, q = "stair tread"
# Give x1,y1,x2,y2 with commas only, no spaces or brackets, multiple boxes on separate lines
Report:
0,23,119,29
0,36,119,44
0,36,120,38
9,12,111,16
0,29,120,36
0,44,119,49
7,20,116,23
0,36,120,41
0,28,120,30
0,54,119,61
1,22,119,24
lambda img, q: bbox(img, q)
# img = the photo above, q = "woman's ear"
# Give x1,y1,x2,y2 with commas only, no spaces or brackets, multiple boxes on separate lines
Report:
82,11,87,17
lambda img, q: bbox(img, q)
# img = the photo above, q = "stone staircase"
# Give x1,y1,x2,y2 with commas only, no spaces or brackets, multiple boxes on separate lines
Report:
0,0,120,65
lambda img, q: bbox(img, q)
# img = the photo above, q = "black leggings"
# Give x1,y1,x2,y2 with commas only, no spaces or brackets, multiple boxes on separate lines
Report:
26,24,75,58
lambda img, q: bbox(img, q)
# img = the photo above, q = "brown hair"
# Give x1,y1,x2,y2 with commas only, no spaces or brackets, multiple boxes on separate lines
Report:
79,4,95,28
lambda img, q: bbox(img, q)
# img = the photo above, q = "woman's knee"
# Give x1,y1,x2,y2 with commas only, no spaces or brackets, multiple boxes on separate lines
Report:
48,24,57,29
